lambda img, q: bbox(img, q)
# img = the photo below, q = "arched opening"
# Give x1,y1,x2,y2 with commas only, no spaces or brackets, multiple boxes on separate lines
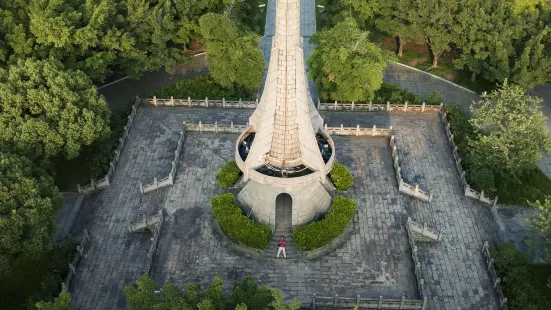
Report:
275,193,292,237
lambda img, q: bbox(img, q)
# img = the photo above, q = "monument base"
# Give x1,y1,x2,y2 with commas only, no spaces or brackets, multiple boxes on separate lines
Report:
237,178,332,227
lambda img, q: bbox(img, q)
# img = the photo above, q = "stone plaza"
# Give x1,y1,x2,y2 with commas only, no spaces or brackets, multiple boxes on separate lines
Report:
69,105,500,309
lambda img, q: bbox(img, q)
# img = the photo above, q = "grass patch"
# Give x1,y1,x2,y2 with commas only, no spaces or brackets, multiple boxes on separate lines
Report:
211,193,271,249
497,169,551,206
294,196,356,251
216,160,241,188
0,239,77,310
151,75,253,100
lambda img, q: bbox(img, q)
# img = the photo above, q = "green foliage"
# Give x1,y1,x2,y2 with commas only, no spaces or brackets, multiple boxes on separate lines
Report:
0,58,110,159
151,75,254,100
35,289,70,310
373,83,422,104
329,161,354,191
216,160,241,188
0,239,77,310
470,81,551,177
199,13,265,91
308,17,391,102
211,193,271,249
425,92,443,105
229,0,268,36
125,274,299,310
293,196,357,251
529,197,551,262
490,242,550,310
0,153,62,276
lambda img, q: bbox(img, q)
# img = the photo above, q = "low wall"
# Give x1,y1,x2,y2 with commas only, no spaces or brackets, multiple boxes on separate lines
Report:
312,293,426,310
405,221,428,303
482,241,509,310
127,210,163,275
139,124,185,194
323,124,391,137
407,217,442,242
62,229,90,291
389,136,433,202
140,97,443,114
78,97,141,195
439,110,498,206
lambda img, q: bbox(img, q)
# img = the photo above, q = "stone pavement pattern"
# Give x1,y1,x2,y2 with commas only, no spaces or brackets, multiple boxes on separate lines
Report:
70,107,499,309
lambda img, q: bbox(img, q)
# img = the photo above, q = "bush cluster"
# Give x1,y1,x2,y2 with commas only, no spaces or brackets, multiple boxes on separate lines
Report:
293,196,357,251
216,160,241,188
151,75,253,100
373,83,442,105
329,161,354,191
443,104,497,194
211,194,271,249
490,242,550,310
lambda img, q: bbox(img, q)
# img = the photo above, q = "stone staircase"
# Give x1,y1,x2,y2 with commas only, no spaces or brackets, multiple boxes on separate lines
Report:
264,194,300,259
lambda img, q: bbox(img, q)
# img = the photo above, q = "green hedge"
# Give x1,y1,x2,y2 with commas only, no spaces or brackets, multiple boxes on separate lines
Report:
329,161,354,191
211,193,271,249
216,160,241,188
150,75,253,100
372,83,442,105
293,196,357,251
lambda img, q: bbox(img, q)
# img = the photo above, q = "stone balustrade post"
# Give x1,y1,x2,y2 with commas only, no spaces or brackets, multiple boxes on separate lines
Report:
340,124,344,135
215,121,218,133
231,122,234,133
333,294,338,307
404,101,408,112
480,190,485,201
387,101,390,111
199,121,203,133
351,101,355,111
170,96,174,106
324,123,327,132
205,97,208,107
139,182,144,194
154,177,158,188
372,125,376,136
222,97,226,108
312,293,316,310
317,98,320,108
356,295,361,307
256,98,259,105
356,125,360,136
369,101,372,111
91,179,96,191
488,258,494,270
414,184,419,195
494,277,500,288
493,196,498,207
334,101,337,111
429,191,434,202
422,223,427,235
378,296,383,308
188,97,191,106
422,102,426,112
77,184,82,193
153,96,157,106
400,295,405,308
69,263,76,275
239,98,243,108
77,245,83,256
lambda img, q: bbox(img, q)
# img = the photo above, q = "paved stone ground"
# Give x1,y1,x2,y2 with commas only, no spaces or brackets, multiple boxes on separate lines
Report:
70,107,500,309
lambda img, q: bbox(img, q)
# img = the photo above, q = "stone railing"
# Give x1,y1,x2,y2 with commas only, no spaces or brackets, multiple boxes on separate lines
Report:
407,217,442,242
140,96,443,114
128,210,163,275
141,97,258,109
318,101,442,113
323,124,391,137
62,229,90,290
311,293,426,310
78,97,141,195
482,241,509,310
184,121,248,133
139,125,185,194
405,221,428,302
389,136,433,202
439,110,498,206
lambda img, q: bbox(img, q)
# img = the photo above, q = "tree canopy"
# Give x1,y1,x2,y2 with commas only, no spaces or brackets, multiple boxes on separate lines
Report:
0,58,110,159
199,13,265,91
470,81,551,177
308,17,390,102
0,152,62,276
530,197,551,262
36,289,70,310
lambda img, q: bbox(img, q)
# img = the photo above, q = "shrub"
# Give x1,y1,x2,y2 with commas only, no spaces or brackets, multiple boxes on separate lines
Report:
373,83,422,104
216,160,241,188
329,161,354,191
425,91,443,105
211,194,271,249
150,75,253,100
293,196,357,251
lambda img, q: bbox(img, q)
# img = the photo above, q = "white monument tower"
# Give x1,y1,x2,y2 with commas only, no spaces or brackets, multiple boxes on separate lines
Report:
234,0,335,226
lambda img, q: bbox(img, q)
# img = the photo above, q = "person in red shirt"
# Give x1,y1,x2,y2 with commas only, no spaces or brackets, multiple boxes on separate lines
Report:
277,236,286,259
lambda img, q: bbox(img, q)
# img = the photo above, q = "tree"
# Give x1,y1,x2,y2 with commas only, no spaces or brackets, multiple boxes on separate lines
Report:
469,81,551,177
307,17,390,102
199,13,265,91
229,276,273,309
374,0,420,57
35,289,70,310
0,58,110,159
0,152,62,276
530,197,551,262
271,289,300,310
124,274,162,310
